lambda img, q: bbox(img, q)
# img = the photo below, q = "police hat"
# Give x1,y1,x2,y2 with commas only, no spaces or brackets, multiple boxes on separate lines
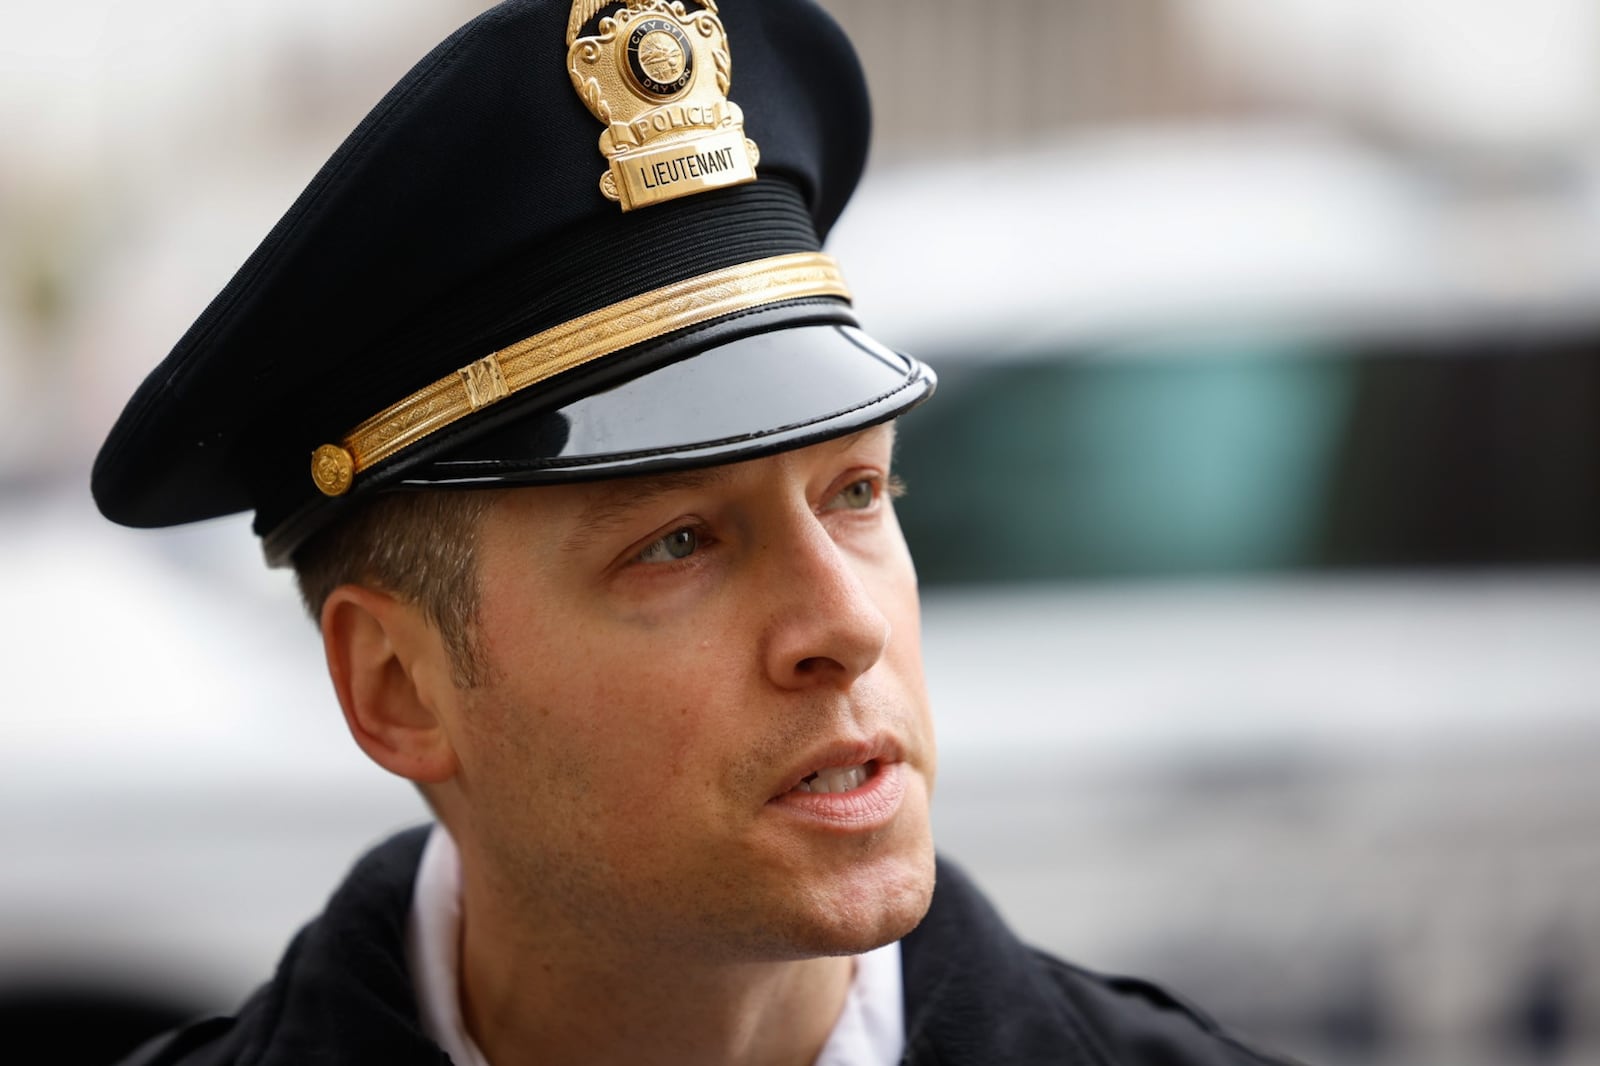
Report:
91,0,934,564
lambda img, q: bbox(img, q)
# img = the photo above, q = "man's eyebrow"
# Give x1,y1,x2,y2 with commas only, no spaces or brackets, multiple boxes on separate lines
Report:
826,421,896,457
562,465,735,552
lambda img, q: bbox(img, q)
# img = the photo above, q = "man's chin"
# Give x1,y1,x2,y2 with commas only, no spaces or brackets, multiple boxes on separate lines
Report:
776,845,938,959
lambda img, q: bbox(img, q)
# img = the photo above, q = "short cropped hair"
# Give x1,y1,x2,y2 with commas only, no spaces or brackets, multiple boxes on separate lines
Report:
292,490,496,687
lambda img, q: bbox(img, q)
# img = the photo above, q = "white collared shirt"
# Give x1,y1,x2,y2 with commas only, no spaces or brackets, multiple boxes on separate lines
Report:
405,825,906,1066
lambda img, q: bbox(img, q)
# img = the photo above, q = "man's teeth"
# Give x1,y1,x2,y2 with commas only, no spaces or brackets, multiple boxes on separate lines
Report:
793,764,870,794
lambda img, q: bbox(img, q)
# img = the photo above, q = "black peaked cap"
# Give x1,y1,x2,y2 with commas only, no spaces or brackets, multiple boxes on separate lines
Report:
92,0,934,563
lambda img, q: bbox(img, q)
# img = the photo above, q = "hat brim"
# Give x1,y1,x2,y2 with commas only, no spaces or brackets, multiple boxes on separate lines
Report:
417,323,933,482
262,318,934,562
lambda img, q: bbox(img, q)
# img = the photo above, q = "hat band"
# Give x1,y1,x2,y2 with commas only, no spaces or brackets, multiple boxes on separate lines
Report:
309,251,850,497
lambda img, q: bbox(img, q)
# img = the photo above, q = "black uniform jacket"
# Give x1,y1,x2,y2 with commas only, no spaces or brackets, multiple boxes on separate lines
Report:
122,828,1299,1066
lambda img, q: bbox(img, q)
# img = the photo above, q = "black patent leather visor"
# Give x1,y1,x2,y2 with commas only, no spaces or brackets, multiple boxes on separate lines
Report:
404,323,934,487
260,316,934,563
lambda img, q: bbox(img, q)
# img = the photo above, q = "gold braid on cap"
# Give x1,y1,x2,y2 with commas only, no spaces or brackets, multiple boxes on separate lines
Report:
309,252,851,497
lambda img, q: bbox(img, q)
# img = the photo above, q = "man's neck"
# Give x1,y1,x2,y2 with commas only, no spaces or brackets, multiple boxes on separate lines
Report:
456,866,854,1066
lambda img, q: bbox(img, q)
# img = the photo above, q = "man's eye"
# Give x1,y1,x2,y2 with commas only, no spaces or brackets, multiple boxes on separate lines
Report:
636,526,699,564
824,478,878,512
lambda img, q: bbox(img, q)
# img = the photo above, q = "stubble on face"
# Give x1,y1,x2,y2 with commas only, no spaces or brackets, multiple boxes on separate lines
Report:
440,429,938,966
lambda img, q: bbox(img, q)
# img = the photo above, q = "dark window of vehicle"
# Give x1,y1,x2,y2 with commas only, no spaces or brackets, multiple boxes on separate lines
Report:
895,330,1600,583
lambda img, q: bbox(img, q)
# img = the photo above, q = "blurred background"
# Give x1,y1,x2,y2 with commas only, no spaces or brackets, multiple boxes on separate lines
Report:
3,1,1599,1063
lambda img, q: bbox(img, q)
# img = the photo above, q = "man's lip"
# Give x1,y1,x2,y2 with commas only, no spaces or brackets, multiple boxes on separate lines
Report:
768,734,905,802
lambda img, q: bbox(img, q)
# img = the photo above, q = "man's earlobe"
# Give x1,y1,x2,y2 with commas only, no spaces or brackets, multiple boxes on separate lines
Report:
321,585,460,784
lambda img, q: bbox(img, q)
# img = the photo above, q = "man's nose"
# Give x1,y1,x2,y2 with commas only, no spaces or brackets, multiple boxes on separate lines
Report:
759,511,892,692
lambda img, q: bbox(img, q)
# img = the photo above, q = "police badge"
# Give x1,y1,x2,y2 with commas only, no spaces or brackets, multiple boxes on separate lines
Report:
567,0,760,210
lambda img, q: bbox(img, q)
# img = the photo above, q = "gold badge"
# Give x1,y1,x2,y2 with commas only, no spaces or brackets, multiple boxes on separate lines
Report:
567,0,760,211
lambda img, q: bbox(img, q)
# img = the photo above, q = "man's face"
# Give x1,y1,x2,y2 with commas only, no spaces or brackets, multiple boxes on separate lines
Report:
441,423,936,960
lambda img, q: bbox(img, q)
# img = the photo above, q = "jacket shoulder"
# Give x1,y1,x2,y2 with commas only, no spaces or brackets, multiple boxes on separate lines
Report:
902,857,1304,1066
1034,951,1306,1066
116,1012,248,1066
114,826,437,1066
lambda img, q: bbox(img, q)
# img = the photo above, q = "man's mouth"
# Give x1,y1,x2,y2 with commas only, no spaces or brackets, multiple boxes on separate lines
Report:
770,754,906,829
790,762,874,794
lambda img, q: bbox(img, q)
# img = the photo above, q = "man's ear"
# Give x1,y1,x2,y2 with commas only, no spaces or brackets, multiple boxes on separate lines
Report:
321,584,461,784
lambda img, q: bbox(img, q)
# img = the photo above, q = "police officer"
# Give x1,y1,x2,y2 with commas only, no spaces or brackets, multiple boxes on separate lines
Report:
95,2,1295,1062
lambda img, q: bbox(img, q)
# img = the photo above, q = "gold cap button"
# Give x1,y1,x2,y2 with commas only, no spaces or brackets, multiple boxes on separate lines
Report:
311,444,356,497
